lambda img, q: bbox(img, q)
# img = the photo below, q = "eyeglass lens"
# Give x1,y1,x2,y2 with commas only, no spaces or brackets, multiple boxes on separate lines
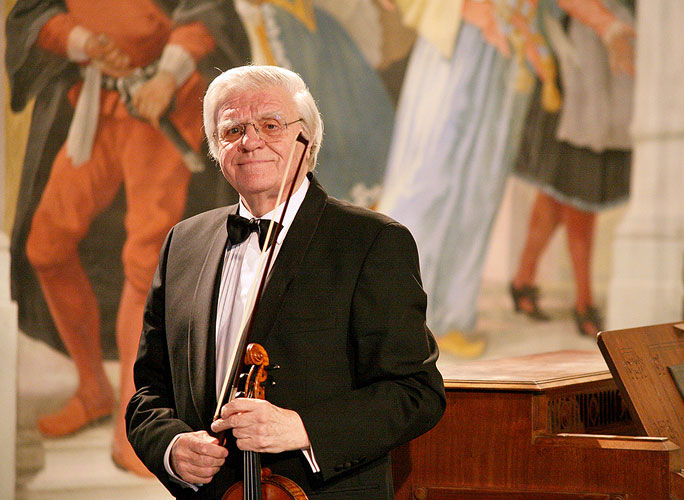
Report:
220,118,287,143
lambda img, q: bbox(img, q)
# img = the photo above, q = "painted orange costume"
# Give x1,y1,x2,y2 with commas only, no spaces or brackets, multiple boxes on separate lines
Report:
25,0,214,475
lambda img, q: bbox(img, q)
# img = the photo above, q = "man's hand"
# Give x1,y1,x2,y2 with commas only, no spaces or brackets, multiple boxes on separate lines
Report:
211,398,311,453
131,70,177,128
170,430,228,484
85,33,131,77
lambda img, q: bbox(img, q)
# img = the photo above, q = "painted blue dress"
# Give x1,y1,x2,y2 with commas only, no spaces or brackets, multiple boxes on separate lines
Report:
378,22,531,335
263,4,395,205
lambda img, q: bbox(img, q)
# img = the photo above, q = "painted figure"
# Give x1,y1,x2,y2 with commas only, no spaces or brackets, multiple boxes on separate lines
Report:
377,0,548,357
5,0,249,474
510,0,635,337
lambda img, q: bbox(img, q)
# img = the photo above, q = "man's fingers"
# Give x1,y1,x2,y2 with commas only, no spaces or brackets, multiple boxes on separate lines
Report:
213,399,309,453
182,461,223,479
177,465,220,485
188,442,228,461
187,431,229,458
171,431,229,483
182,446,227,467
234,434,272,452
220,397,265,419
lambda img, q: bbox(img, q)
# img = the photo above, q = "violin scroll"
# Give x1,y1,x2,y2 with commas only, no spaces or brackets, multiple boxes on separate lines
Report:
243,343,269,401
245,343,269,368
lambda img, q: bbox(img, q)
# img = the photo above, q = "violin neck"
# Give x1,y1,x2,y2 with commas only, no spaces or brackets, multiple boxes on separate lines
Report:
243,450,262,500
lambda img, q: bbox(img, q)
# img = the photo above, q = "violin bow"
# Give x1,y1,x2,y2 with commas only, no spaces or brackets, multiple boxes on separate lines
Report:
214,132,310,420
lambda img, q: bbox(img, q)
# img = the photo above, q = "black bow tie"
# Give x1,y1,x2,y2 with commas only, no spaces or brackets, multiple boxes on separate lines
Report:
226,214,282,249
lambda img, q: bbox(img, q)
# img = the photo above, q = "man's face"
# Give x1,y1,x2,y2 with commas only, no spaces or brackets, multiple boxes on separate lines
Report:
215,86,309,215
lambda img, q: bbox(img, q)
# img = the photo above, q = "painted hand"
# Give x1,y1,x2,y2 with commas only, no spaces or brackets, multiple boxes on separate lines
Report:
85,33,131,77
604,23,636,76
131,70,177,128
463,1,511,57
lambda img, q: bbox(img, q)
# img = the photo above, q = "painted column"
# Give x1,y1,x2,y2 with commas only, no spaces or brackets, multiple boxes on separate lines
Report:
1,8,18,499
606,1,684,329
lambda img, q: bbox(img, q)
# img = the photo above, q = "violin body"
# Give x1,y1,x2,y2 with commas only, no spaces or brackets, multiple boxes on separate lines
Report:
221,467,308,500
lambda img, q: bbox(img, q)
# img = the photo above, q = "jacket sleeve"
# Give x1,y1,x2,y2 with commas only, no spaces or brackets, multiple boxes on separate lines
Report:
297,222,446,481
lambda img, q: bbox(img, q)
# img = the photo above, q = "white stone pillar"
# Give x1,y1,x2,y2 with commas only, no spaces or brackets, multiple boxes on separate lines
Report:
606,1,684,329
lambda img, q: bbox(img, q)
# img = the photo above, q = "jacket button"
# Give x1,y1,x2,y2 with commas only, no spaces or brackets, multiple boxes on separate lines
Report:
344,462,352,469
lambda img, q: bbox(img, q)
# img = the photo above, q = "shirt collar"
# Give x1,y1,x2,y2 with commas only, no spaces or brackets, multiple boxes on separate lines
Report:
238,176,310,245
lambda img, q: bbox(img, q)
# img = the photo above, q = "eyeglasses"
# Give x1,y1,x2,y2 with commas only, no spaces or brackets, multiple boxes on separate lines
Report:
215,117,303,144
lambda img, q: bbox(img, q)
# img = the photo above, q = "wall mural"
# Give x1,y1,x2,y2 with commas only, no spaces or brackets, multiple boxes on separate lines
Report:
4,0,635,477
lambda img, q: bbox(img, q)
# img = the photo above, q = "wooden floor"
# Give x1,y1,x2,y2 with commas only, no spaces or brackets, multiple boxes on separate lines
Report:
15,280,599,499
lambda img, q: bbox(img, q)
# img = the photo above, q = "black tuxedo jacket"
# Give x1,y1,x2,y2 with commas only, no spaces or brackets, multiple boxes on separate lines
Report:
126,175,446,499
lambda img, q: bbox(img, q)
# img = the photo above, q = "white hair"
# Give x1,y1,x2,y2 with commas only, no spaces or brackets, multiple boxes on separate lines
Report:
203,65,323,172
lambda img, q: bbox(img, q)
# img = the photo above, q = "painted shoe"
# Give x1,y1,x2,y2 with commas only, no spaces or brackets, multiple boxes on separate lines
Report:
509,282,550,321
37,394,113,438
574,306,603,338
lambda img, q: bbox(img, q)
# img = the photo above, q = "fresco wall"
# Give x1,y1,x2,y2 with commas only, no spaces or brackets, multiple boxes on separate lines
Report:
5,0,636,349
3,0,637,475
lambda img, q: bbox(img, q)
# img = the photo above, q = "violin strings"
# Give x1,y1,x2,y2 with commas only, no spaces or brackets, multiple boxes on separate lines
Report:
244,450,262,500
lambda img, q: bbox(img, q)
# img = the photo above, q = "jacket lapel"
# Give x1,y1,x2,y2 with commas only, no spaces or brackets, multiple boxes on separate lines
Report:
248,175,328,344
188,206,235,427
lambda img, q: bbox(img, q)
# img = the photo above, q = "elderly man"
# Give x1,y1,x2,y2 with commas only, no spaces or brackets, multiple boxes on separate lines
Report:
126,65,445,500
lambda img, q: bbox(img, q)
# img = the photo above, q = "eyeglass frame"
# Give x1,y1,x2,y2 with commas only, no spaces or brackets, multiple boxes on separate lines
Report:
214,116,304,145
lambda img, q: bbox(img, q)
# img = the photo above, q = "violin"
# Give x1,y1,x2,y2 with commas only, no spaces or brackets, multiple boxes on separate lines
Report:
221,344,308,500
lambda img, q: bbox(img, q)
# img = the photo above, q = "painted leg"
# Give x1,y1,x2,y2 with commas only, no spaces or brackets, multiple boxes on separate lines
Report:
112,116,191,475
563,204,602,336
511,191,562,318
31,256,115,437
25,122,123,437
111,280,153,477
